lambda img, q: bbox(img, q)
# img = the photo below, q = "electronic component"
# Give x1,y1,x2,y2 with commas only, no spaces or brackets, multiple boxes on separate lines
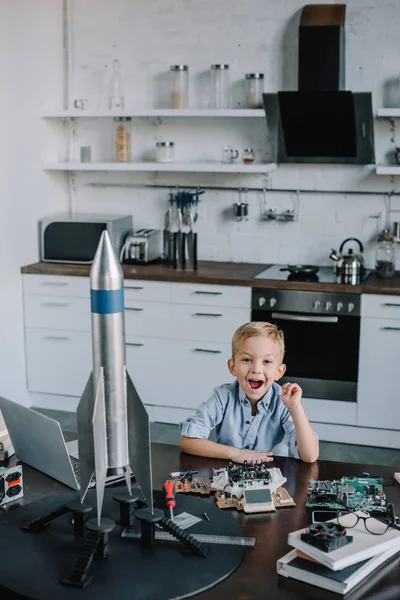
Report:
0,465,23,507
211,462,286,498
169,476,213,495
301,522,353,553
306,477,388,514
215,486,296,513
242,489,274,513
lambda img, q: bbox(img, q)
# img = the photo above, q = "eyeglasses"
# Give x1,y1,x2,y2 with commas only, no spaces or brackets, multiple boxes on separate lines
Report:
312,509,400,536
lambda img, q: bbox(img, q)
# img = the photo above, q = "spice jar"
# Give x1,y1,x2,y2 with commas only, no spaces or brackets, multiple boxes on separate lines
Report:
170,65,189,108
242,148,255,164
156,141,175,163
210,64,230,109
245,73,264,108
375,229,396,278
114,117,131,162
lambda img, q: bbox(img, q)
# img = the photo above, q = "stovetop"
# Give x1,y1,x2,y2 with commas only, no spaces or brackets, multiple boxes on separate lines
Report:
254,265,371,284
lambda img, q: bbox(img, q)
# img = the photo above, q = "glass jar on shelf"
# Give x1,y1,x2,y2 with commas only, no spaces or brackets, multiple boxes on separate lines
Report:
375,229,396,278
114,117,131,162
242,148,255,164
109,59,125,110
170,65,189,108
245,73,264,108
210,64,230,109
156,141,175,163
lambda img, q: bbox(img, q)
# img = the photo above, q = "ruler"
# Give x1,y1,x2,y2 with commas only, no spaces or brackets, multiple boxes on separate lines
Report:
121,529,256,547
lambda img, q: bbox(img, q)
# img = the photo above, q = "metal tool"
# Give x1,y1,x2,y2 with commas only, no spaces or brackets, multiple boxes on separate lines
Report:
121,529,256,546
163,480,176,522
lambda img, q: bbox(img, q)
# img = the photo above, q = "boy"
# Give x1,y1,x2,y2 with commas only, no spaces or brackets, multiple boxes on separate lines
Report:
180,322,319,464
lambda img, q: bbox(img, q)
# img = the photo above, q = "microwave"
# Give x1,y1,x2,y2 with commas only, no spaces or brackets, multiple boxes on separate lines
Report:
39,213,133,264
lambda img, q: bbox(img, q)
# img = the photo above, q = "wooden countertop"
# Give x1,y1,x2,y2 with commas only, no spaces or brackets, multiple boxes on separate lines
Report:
21,261,400,295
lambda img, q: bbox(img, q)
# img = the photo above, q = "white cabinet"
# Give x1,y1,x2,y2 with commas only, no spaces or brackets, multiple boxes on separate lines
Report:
22,274,250,421
357,294,400,429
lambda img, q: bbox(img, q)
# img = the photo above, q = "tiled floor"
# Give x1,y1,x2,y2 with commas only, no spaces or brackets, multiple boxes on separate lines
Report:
35,408,400,468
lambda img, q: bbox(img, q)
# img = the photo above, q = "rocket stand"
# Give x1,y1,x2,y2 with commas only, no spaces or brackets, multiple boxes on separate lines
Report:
135,507,164,548
21,499,93,535
113,489,142,528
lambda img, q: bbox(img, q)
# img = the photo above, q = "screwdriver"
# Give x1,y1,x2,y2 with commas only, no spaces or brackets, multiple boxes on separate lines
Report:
163,480,176,522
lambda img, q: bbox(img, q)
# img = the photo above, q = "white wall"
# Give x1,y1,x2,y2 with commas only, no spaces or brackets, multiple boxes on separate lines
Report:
2,0,400,406
0,1,69,405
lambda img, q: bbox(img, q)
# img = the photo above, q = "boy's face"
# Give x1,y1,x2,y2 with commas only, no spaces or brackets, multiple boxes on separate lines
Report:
228,336,286,402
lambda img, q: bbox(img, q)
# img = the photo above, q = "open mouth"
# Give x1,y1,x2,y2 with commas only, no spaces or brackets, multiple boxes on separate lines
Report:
248,379,264,390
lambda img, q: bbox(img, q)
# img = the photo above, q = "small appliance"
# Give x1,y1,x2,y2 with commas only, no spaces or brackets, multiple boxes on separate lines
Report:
121,229,162,264
330,238,365,285
40,213,133,264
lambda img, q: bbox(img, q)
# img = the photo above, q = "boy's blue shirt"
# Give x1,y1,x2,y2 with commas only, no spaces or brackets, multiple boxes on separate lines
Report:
180,380,315,459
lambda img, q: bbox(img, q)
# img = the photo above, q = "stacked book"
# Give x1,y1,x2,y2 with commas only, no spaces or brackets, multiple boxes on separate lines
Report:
277,512,400,595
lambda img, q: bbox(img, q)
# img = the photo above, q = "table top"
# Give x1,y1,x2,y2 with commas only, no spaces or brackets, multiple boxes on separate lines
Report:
3,443,400,600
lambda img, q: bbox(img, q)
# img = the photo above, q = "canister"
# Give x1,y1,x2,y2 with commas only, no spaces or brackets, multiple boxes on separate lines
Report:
245,73,264,108
170,65,189,108
156,141,175,163
210,64,230,109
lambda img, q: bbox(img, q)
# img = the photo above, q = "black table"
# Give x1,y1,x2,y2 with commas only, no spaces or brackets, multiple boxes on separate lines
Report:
3,442,400,599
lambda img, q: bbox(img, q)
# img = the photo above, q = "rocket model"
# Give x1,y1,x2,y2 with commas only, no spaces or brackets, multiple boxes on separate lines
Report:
76,231,153,524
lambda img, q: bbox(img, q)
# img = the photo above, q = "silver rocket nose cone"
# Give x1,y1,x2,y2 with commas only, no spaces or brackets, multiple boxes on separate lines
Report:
91,230,124,291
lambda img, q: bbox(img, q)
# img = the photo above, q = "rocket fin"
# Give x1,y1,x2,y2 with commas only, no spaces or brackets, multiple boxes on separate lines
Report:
126,370,153,511
92,369,108,524
124,465,132,496
76,373,96,502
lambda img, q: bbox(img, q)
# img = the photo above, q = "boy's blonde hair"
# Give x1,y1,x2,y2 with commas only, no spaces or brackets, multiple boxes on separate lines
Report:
231,322,285,360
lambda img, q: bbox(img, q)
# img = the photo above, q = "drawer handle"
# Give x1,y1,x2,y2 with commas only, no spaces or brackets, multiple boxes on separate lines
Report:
126,342,144,347
125,307,144,312
194,291,222,296
381,326,400,331
194,348,222,354
41,281,69,287
125,286,144,290
42,302,69,307
382,303,400,307
194,312,223,317
43,335,70,341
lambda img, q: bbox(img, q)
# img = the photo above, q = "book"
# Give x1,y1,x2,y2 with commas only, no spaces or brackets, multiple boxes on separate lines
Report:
277,547,400,595
287,512,400,571
0,443,14,461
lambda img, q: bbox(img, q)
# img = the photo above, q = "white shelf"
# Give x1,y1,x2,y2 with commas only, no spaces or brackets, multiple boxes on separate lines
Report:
43,161,277,174
41,108,265,119
376,165,400,175
377,108,400,118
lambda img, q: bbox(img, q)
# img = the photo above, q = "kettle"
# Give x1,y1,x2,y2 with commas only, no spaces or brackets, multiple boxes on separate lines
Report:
329,238,365,285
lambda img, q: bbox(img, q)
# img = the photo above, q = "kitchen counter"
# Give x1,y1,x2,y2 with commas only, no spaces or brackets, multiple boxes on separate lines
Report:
21,261,400,295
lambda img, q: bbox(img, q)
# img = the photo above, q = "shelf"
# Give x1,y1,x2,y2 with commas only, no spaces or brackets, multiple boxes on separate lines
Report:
42,161,277,174
377,109,400,118
41,109,265,119
376,165,400,175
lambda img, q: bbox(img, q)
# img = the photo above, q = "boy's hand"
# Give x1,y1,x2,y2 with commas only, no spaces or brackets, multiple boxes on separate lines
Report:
229,448,273,464
281,382,302,409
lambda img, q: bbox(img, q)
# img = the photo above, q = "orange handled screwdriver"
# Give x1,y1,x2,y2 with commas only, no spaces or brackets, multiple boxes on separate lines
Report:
163,481,176,522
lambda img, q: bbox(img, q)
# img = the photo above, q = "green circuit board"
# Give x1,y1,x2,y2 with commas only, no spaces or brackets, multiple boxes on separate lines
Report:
306,477,388,514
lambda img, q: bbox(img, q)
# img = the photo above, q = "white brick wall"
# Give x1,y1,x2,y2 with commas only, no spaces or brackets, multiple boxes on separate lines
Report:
59,0,400,267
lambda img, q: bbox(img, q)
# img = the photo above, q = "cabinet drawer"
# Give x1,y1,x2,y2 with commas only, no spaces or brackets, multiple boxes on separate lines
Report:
23,274,89,298
361,294,400,319
171,283,250,308
125,300,170,338
24,295,91,331
25,328,92,396
170,304,250,342
124,280,171,303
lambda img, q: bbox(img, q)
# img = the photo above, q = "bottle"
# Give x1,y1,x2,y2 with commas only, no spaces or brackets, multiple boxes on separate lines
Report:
375,229,396,278
109,59,125,110
156,141,175,163
242,148,255,164
170,65,189,108
245,73,264,108
114,117,131,162
210,64,230,109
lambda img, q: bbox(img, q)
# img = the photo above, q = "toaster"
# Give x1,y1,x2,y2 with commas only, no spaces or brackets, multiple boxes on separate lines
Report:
122,229,162,264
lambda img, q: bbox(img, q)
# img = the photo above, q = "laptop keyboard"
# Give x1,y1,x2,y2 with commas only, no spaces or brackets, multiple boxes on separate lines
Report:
69,455,127,488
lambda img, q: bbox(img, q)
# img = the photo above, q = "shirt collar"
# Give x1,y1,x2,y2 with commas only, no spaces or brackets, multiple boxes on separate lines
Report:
237,382,275,411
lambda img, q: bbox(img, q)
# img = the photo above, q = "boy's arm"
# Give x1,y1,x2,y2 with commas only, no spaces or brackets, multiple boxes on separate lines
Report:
180,436,273,464
281,383,319,463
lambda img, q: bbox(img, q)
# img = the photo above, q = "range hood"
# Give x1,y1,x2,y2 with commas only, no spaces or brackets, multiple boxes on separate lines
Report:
264,4,375,165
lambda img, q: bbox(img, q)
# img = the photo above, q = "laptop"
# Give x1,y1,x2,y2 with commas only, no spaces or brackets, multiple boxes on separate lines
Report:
0,396,127,491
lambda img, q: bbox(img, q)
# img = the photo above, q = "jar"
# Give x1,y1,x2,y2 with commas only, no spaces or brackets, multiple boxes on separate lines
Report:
170,65,189,108
114,117,131,162
210,64,230,109
375,229,396,278
156,141,175,163
242,148,255,164
245,73,264,108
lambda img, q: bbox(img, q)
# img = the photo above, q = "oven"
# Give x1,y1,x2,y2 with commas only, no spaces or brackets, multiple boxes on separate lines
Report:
251,289,361,402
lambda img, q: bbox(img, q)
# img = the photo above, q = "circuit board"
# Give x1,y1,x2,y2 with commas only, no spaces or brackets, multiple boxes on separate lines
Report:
215,487,296,513
306,477,388,514
169,477,213,495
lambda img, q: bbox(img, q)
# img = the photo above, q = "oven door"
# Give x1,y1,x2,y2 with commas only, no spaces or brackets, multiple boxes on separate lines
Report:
251,309,360,401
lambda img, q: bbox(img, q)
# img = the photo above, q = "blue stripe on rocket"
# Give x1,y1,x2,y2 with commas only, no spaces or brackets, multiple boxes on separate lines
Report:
90,289,124,314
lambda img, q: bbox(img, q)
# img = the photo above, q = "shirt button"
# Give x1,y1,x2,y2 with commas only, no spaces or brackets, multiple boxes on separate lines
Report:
245,421,250,425
244,445,250,449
